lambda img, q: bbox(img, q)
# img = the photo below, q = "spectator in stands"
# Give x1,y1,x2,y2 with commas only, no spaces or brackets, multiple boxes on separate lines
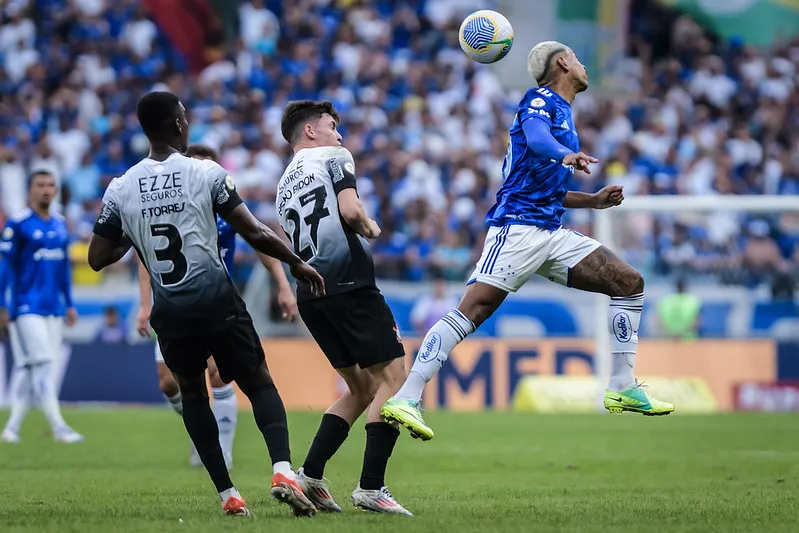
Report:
95,306,127,344
657,278,701,340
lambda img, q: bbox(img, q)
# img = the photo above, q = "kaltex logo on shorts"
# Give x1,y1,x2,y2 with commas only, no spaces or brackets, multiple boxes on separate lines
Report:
612,312,631,343
418,333,441,363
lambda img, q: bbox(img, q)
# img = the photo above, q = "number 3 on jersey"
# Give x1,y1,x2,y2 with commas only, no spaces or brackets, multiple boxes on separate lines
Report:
286,187,330,261
150,223,188,285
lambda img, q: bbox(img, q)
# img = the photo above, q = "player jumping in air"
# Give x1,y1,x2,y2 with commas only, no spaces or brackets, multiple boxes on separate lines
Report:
136,144,299,471
276,101,412,515
88,91,325,517
382,41,674,441
0,170,83,444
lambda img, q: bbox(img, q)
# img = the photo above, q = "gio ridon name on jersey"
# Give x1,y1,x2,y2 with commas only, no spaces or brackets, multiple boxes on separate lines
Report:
138,171,186,219
277,158,316,218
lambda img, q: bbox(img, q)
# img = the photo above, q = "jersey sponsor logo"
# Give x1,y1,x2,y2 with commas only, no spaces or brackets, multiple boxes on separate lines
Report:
612,312,631,343
527,108,550,118
225,175,235,191
2,227,12,240
141,202,186,218
419,332,442,363
32,230,43,240
138,173,183,194
216,183,230,205
32,248,65,261
328,158,344,183
97,202,115,225
530,97,546,107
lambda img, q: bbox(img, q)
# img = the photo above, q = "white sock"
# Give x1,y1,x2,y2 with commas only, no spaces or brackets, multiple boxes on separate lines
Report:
395,309,475,402
273,460,293,477
219,487,241,502
4,367,32,434
608,293,643,392
212,384,237,458
165,392,183,415
31,362,67,431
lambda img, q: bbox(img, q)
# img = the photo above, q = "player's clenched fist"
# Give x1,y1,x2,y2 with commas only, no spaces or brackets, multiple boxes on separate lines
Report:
562,152,598,174
291,262,326,297
365,219,381,239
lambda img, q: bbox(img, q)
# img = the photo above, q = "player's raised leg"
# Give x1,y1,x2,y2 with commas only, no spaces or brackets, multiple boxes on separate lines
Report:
208,357,237,471
297,366,374,512
568,246,674,416
383,223,554,440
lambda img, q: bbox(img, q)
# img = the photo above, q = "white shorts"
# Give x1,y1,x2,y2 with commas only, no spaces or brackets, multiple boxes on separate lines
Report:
154,341,164,364
468,225,601,293
9,314,64,367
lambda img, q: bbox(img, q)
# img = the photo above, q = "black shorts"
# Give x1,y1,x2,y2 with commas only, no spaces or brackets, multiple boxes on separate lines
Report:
157,309,265,383
299,287,405,369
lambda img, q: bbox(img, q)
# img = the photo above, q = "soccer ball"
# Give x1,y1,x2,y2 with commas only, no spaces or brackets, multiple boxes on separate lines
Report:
458,10,514,64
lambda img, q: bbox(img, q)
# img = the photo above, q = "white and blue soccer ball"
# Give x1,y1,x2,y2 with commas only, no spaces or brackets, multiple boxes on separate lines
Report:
458,10,514,64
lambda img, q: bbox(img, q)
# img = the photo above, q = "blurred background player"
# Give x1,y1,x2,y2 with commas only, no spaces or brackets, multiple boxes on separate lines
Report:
277,101,411,515
0,170,82,444
136,143,299,470
88,91,324,516
383,41,675,441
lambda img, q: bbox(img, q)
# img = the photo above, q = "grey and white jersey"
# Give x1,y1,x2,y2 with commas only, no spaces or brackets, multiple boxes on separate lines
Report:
276,146,375,302
93,152,244,336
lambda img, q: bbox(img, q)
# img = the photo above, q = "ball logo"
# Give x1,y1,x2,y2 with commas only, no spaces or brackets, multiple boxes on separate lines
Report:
613,312,631,343
344,162,354,175
225,175,235,191
418,333,442,363
2,227,13,240
531,97,546,108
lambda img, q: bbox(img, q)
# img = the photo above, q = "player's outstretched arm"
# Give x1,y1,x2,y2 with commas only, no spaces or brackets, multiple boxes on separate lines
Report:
136,257,153,336
564,185,624,209
256,253,298,321
224,204,325,297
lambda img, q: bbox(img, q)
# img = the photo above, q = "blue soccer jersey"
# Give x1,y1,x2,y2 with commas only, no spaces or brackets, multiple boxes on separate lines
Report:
486,86,580,231
0,209,73,319
216,215,236,273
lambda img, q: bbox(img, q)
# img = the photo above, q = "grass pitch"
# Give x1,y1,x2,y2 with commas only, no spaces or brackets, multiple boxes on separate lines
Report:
0,409,797,533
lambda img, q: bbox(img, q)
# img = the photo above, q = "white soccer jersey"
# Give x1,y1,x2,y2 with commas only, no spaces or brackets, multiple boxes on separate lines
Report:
93,152,243,336
276,146,375,302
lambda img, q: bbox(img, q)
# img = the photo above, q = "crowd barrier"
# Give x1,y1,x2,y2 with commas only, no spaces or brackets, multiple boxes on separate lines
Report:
2,338,794,412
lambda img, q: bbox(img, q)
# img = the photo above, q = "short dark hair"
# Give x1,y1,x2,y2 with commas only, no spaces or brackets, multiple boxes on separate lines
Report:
184,144,219,162
27,170,54,190
280,100,339,145
136,91,181,139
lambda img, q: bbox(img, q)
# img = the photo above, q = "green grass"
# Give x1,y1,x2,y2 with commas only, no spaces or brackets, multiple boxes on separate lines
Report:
0,409,797,532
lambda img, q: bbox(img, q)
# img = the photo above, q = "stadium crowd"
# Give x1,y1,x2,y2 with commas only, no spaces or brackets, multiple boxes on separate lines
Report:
0,0,796,294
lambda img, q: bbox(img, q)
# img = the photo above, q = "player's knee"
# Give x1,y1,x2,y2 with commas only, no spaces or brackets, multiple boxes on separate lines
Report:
208,368,225,389
236,363,275,397
620,268,645,296
159,375,179,397
372,357,407,393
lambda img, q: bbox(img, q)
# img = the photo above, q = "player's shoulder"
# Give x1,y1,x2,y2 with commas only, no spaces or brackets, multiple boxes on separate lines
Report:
8,208,34,225
521,86,560,109
314,145,354,164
